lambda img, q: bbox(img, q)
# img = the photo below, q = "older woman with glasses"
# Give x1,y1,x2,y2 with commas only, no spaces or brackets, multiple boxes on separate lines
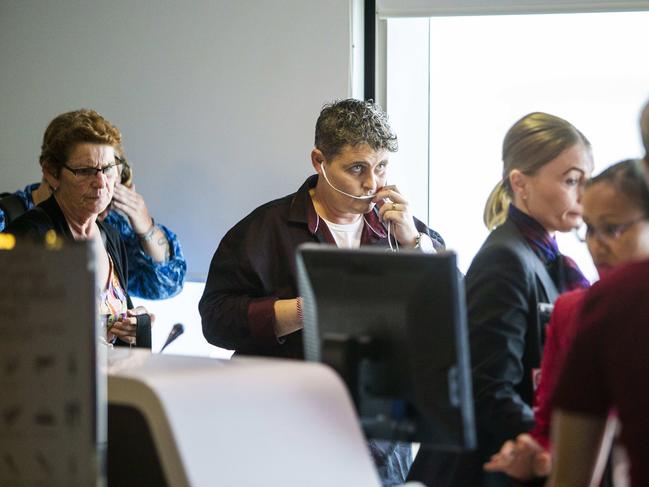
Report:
484,158,649,483
6,109,152,347
0,149,186,301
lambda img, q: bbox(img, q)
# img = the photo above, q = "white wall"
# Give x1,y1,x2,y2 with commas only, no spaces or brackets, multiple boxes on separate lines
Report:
0,0,352,279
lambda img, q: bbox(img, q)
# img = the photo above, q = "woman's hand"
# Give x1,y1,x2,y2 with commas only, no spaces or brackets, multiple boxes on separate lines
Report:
108,306,155,346
111,183,171,262
373,185,419,247
111,183,153,235
483,433,552,480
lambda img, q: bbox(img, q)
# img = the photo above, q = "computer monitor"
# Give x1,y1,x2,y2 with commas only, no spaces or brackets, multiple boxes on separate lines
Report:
296,244,475,451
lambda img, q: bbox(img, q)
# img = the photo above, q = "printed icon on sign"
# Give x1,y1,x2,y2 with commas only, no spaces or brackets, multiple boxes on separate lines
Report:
34,409,56,427
34,355,56,373
65,401,81,428
2,405,21,427
2,356,19,376
34,449,53,474
3,452,20,475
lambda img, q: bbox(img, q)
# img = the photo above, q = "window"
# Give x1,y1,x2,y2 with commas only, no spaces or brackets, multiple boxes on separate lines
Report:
385,11,649,280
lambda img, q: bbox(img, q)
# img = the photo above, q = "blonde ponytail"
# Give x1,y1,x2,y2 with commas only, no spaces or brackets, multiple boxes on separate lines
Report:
483,180,511,231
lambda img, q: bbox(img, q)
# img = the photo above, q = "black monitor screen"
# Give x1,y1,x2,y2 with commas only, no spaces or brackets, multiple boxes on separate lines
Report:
296,244,475,451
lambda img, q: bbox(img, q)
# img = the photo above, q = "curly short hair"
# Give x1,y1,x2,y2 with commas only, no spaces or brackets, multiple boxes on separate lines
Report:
39,109,122,175
314,99,398,159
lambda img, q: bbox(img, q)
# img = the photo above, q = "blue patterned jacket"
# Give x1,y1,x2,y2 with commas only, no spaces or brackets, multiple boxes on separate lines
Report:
1,183,186,299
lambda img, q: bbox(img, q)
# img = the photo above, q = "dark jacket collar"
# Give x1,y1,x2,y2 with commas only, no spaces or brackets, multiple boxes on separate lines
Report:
39,195,75,241
287,174,388,243
38,196,130,303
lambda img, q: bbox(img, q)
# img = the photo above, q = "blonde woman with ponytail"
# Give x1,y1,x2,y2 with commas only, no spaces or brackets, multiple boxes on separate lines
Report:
409,112,593,487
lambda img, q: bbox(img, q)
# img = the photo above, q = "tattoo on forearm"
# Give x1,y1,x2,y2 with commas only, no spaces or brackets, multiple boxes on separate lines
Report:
157,237,170,260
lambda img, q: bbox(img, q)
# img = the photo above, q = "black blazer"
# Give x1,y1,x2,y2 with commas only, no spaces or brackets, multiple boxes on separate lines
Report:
409,218,559,487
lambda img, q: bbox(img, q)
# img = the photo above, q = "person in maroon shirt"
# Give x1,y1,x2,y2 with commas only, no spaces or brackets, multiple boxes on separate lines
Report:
549,256,649,487
484,158,649,483
548,107,649,487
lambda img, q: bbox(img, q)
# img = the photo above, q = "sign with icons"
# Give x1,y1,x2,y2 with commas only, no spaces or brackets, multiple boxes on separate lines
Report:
0,240,104,487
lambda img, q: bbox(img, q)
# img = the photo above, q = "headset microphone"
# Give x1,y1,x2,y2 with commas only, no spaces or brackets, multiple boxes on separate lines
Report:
318,162,399,252
320,162,376,200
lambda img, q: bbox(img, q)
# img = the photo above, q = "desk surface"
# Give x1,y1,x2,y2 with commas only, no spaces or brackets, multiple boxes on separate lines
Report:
107,350,382,487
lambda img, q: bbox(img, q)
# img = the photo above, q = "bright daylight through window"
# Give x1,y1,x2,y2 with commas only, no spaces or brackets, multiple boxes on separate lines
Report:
386,11,649,280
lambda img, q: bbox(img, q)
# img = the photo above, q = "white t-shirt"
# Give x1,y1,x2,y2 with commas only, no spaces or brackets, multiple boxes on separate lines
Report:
322,216,364,249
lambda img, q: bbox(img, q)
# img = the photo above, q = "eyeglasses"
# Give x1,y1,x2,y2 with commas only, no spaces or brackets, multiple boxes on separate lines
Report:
575,216,648,242
62,160,122,179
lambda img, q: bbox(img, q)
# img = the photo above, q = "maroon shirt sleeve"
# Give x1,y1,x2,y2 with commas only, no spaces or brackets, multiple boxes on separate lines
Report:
247,296,281,347
530,290,586,449
551,289,610,417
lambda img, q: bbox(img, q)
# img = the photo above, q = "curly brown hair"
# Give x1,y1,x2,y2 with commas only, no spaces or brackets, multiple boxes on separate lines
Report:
39,109,122,175
314,99,397,160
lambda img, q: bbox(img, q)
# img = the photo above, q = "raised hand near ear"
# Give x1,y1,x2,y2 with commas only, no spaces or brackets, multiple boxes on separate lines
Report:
111,183,153,234
111,183,170,263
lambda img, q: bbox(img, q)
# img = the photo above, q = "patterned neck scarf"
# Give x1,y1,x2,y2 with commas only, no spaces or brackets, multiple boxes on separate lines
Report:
508,204,590,292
